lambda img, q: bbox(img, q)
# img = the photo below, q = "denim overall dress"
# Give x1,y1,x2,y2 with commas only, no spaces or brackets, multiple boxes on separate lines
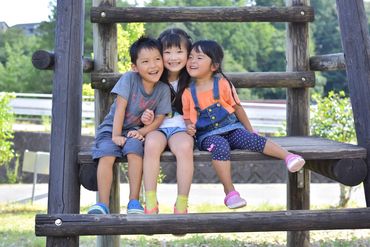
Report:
190,76,244,150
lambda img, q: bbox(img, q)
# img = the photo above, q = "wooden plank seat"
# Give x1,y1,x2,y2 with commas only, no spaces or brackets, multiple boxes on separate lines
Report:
36,207,370,236
78,136,367,191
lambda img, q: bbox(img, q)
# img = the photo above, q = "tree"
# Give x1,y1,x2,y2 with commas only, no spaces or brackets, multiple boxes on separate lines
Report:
310,91,356,207
0,30,53,93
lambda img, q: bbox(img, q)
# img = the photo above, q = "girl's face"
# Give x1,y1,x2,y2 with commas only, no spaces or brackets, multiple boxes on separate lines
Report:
162,42,188,74
186,47,217,80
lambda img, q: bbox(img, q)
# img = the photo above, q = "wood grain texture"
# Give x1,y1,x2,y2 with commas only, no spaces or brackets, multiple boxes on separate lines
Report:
36,208,370,236
91,6,314,23
91,71,315,91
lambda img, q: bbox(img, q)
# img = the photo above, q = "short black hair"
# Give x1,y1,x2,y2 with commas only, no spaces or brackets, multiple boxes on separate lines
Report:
130,36,162,64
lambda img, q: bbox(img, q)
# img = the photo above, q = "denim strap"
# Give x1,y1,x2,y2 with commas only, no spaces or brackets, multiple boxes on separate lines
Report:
190,81,201,112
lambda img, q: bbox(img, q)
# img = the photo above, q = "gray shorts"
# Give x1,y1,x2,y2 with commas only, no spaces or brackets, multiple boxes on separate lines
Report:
92,132,144,160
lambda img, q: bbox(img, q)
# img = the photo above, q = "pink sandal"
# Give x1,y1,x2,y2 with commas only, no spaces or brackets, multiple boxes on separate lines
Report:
285,154,305,173
224,191,246,209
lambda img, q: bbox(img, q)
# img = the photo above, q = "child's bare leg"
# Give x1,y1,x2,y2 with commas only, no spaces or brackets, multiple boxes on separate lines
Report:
262,139,290,159
97,156,116,207
143,131,167,193
263,139,305,172
127,153,143,200
211,160,235,195
168,132,194,197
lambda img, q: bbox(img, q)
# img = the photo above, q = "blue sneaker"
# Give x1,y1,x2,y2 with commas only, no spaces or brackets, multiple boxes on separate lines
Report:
127,199,144,214
87,202,110,214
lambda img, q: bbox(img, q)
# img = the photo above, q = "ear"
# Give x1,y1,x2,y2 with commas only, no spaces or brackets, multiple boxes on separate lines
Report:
211,63,219,72
131,64,138,72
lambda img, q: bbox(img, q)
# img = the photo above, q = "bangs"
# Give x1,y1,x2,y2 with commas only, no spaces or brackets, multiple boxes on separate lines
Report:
161,34,185,50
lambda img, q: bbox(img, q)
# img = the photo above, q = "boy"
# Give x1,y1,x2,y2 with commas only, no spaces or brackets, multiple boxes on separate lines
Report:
87,36,171,214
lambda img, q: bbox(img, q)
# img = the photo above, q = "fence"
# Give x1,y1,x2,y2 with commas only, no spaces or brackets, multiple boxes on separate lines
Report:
9,93,286,134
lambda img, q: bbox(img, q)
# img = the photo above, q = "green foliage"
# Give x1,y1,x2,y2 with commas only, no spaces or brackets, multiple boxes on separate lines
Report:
0,29,53,93
5,154,20,184
82,83,94,99
310,91,356,143
117,23,145,72
0,93,15,166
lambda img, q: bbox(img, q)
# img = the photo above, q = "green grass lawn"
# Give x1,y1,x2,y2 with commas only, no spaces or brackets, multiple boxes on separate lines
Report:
1,203,369,247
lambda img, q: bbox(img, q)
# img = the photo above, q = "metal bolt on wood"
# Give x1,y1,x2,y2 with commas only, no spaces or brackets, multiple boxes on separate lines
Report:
55,219,62,226
101,78,106,83
300,11,305,15
301,77,306,81
100,11,106,18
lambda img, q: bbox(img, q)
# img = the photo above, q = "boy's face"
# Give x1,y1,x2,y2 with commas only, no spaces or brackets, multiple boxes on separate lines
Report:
132,48,164,85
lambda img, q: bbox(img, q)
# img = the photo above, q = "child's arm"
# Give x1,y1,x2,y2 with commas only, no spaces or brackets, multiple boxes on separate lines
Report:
112,96,128,146
233,104,254,132
137,114,166,136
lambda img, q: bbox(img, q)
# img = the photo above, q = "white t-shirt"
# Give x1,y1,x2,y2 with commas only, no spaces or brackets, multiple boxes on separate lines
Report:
159,79,186,129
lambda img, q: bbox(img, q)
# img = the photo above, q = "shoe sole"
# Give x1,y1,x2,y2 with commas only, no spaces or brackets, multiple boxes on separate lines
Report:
227,201,247,209
127,209,145,214
288,159,305,173
87,209,106,214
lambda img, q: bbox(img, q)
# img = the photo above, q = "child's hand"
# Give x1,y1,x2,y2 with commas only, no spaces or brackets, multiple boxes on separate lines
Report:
112,135,127,146
127,130,145,141
141,109,154,125
186,124,196,136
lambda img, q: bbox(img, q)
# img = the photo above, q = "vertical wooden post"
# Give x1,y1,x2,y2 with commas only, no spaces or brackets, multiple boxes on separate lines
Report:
92,0,120,246
336,0,370,207
46,0,84,246
285,0,311,246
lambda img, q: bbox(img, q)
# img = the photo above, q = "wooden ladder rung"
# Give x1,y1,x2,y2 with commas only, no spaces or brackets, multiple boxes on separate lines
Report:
36,208,370,236
91,71,315,91
90,6,314,23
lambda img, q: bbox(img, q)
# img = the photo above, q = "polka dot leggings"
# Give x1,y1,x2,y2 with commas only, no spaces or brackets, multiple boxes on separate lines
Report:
200,128,267,161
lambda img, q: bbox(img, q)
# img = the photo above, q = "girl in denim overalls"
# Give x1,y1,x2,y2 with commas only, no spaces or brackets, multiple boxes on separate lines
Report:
182,40,305,209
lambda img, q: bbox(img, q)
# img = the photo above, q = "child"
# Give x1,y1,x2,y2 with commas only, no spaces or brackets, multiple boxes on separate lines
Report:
141,28,194,214
87,36,172,214
182,40,305,209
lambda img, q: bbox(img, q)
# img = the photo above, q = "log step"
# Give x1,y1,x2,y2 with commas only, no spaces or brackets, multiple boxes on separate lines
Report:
91,71,315,91
36,207,370,236
91,6,314,23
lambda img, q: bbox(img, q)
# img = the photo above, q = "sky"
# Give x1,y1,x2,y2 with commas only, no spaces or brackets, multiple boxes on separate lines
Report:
0,0,147,27
1,0,369,27
0,0,52,26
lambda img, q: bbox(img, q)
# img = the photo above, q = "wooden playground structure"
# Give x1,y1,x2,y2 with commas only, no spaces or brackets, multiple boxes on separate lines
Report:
32,0,370,246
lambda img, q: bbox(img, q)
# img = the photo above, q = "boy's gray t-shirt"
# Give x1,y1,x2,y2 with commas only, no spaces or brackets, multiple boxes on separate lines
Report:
96,71,171,135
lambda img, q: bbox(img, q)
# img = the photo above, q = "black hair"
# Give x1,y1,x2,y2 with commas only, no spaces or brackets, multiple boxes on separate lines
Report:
191,40,239,105
158,28,192,114
130,36,162,65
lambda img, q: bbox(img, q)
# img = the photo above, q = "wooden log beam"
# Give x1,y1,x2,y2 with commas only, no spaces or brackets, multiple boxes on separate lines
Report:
91,71,315,91
31,51,346,72
336,0,370,207
32,50,94,72
309,53,345,71
46,0,84,246
286,0,310,245
35,208,370,236
91,6,314,23
305,159,367,186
